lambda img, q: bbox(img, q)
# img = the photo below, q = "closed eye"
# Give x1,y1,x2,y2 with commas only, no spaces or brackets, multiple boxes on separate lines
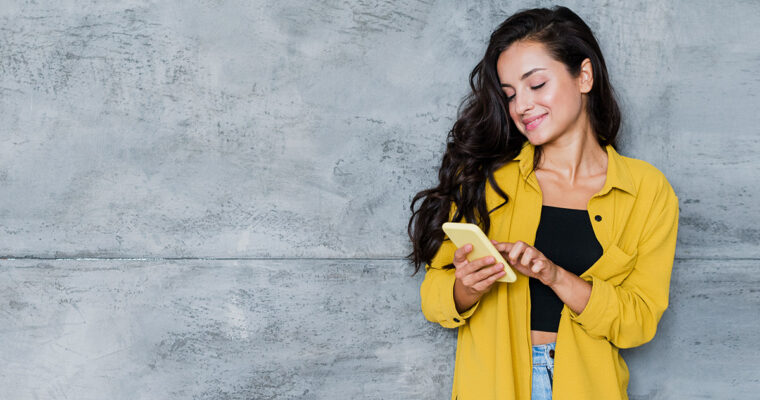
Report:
505,82,546,103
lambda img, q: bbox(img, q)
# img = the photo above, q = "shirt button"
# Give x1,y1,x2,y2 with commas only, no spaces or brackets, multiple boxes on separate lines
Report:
453,317,460,323
549,349,555,358
594,215,602,222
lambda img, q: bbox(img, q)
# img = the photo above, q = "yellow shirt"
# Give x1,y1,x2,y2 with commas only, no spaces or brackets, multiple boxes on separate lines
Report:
420,141,680,400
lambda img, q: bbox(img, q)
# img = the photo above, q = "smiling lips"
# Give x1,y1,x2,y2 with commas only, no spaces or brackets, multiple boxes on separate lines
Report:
523,113,547,131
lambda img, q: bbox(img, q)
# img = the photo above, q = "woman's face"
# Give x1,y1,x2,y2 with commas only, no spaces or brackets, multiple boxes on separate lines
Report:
496,41,592,146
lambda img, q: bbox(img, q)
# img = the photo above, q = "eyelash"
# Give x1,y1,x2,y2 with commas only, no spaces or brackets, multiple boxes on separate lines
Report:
506,82,546,102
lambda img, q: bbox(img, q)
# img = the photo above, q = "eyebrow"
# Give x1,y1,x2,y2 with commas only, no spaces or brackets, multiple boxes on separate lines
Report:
499,67,547,87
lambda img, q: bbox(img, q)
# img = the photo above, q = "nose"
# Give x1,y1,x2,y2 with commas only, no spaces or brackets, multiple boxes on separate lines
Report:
513,90,534,116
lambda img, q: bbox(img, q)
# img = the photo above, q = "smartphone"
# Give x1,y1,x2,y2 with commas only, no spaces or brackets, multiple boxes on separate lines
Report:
442,222,517,283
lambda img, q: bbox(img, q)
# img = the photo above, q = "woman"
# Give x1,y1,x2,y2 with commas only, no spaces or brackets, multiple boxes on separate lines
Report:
407,6,679,400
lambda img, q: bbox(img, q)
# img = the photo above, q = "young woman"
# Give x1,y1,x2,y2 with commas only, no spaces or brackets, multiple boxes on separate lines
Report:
407,6,679,400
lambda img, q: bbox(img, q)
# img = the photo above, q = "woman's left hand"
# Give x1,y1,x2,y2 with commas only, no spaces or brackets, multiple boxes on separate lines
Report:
491,239,562,287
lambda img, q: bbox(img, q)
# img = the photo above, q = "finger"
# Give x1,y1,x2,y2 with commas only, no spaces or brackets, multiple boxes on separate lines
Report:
453,243,473,265
467,255,496,273
493,241,513,254
490,239,508,248
531,259,545,274
508,241,526,265
510,262,531,277
472,262,505,284
462,254,501,283
472,266,506,291
457,255,492,280
520,247,535,267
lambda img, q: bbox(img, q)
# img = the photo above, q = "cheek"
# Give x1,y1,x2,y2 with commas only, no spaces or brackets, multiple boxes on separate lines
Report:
543,83,582,115
536,87,560,109
508,105,524,131
508,105,518,123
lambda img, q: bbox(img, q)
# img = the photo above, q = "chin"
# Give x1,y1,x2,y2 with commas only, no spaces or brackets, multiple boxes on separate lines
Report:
523,132,549,146
524,126,565,147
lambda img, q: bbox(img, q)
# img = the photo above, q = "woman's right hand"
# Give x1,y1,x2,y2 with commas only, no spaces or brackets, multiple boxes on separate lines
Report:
452,244,506,311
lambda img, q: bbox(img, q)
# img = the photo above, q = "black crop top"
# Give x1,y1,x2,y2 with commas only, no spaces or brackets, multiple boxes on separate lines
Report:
530,205,604,332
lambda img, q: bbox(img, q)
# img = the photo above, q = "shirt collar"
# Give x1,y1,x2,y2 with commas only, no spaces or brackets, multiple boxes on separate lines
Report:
513,140,637,197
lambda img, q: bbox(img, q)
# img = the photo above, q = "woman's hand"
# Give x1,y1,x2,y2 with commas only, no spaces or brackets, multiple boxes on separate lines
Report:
491,239,561,287
452,244,506,300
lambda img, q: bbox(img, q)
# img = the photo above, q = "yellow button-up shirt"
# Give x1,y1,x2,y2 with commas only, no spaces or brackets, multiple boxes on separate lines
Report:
420,140,680,399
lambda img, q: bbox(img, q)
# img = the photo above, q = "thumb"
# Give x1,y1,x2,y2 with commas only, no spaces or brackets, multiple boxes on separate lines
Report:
491,239,509,252
453,243,471,264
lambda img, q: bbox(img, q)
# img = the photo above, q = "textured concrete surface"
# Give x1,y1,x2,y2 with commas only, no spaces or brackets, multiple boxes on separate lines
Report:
1,259,757,399
0,0,758,399
0,259,450,400
623,260,760,399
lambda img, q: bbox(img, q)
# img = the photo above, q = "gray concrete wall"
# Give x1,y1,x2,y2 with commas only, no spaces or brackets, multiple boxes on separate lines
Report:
0,1,757,399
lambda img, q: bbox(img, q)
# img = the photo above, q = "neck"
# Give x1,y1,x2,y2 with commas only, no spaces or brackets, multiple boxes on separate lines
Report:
536,122,607,185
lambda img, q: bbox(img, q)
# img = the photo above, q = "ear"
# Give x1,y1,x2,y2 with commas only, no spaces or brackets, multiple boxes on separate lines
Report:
578,58,594,94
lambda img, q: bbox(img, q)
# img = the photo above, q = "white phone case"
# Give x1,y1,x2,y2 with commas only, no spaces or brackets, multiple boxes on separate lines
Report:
442,222,517,283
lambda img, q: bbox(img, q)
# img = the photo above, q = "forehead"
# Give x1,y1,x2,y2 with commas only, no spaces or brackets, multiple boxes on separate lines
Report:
496,41,559,83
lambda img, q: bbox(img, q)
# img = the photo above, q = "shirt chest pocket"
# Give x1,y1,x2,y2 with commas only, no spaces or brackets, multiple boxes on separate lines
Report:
583,243,638,286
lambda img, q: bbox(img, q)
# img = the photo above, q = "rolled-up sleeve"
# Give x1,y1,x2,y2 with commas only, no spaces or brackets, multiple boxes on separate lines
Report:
568,185,680,349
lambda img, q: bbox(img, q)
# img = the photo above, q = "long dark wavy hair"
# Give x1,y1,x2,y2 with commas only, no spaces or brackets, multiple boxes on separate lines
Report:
407,6,622,276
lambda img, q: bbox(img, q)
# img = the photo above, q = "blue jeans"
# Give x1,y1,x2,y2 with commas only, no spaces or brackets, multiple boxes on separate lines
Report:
531,342,555,400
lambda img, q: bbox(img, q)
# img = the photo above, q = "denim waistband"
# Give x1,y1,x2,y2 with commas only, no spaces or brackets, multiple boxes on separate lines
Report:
532,342,556,367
